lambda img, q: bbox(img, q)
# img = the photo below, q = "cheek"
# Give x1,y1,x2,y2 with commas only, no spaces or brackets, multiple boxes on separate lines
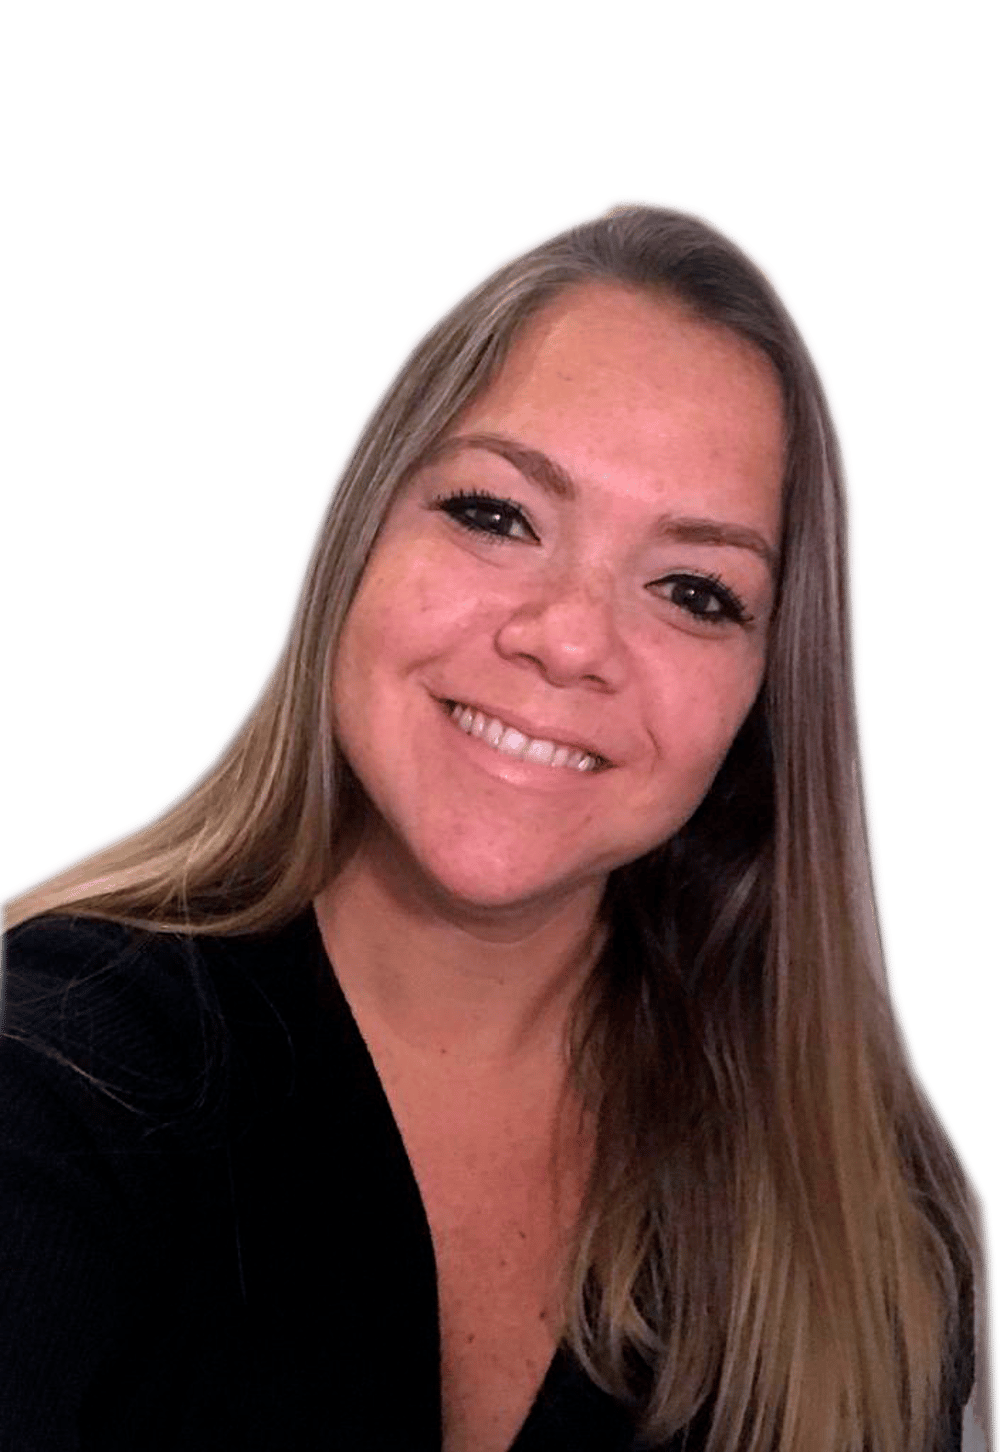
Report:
331,555,492,752
645,649,764,784
626,694,758,860
358,549,487,655
333,587,414,698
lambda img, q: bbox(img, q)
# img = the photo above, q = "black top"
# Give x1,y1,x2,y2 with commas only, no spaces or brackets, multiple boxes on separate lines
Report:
0,913,973,1450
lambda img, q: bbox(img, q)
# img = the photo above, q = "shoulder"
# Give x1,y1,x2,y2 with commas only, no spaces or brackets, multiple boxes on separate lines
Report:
4,914,210,1064
3,910,209,1001
0,911,222,1138
2,909,331,1127
2,912,318,1135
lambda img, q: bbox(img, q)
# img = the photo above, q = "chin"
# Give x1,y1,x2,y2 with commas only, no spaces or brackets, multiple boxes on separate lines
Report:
379,822,602,921
425,855,582,916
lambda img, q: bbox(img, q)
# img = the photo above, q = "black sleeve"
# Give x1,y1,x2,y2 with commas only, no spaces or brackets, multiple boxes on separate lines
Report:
0,917,225,1452
0,1040,144,1449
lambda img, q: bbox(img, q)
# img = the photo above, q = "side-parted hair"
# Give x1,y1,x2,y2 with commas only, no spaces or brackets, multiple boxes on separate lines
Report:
6,208,983,1451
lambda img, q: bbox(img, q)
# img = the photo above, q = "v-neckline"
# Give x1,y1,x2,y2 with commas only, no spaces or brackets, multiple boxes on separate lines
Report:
306,904,567,1451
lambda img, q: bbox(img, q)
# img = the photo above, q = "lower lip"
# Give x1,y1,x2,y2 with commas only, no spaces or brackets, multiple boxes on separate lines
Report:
434,698,607,791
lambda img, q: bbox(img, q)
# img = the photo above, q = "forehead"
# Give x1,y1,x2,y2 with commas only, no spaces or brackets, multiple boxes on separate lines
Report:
478,281,782,429
440,283,786,536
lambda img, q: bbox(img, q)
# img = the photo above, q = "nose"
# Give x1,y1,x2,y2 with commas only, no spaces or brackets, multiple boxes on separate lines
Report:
494,565,626,690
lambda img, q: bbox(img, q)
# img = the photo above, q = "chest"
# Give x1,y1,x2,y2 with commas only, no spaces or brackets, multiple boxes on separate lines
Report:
386,1079,589,1452
415,1132,580,1452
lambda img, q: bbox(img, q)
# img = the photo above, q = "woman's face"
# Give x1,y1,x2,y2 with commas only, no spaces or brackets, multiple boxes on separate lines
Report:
332,283,784,919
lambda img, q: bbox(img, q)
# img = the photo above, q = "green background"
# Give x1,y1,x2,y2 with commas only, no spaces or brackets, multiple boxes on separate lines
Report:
3,5,992,1219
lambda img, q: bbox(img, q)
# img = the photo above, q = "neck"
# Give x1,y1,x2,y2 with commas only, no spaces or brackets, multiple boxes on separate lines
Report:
313,821,608,1069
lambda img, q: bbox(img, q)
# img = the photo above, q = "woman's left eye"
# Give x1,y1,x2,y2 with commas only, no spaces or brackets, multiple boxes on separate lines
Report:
430,496,751,625
433,491,538,543
652,572,753,626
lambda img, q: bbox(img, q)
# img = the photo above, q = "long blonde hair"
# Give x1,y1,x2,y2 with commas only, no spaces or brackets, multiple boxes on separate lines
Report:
6,207,981,1451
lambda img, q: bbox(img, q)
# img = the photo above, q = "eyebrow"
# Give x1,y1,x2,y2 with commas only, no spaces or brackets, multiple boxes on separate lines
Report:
430,431,778,579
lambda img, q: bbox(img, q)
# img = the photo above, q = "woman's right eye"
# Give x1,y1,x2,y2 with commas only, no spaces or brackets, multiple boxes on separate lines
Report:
432,491,538,543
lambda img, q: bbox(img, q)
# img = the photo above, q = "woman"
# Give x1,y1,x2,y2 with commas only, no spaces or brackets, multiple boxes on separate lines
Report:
1,207,982,1451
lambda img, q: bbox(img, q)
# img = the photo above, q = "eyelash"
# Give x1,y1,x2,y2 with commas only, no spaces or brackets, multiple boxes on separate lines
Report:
432,490,753,627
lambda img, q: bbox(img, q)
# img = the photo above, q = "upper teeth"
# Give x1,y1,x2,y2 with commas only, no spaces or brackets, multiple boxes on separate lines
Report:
448,702,600,772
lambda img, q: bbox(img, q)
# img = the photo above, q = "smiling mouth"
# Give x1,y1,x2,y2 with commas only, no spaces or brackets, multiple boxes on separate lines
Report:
440,699,609,773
